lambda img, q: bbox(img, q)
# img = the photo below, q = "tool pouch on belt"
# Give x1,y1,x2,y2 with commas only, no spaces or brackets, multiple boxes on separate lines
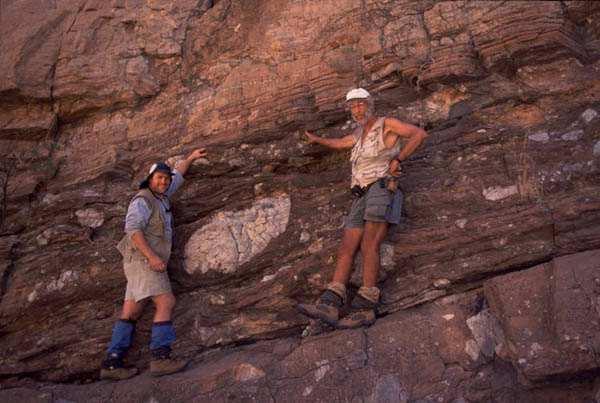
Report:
351,185,367,198
352,177,400,198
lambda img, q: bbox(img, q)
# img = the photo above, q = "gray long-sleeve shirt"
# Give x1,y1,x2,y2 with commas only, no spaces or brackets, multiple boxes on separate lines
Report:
124,170,184,242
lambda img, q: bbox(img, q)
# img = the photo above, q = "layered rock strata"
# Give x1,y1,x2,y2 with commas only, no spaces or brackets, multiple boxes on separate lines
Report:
1,0,600,401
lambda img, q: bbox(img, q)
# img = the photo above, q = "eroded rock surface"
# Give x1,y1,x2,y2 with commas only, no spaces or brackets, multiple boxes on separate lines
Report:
485,249,600,382
1,0,600,401
1,275,597,402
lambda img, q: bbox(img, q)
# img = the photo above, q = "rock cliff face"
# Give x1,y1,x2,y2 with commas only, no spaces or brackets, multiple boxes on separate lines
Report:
1,0,600,401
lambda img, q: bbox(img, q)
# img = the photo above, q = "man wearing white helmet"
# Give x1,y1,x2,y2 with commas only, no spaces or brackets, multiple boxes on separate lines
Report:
100,148,207,380
298,88,427,328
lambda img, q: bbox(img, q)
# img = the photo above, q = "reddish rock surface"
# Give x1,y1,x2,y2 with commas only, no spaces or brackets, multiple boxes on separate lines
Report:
485,249,600,382
1,0,600,401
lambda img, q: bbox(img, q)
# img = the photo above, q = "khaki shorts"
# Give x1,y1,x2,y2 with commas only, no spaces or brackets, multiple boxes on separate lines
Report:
123,256,172,302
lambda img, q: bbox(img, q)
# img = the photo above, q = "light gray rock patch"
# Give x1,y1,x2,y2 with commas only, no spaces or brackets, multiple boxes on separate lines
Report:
184,194,291,275
562,163,585,173
300,230,310,243
367,374,408,403
581,108,598,124
528,132,549,143
465,339,480,361
314,362,330,382
46,270,79,292
75,208,104,228
455,218,468,229
593,141,600,157
482,185,518,201
561,129,583,141
466,309,505,359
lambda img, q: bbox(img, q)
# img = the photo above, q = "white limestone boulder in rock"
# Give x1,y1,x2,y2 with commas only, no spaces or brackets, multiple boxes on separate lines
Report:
184,193,291,275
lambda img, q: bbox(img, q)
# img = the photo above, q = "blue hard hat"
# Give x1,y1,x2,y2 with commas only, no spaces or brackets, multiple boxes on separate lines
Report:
139,162,173,189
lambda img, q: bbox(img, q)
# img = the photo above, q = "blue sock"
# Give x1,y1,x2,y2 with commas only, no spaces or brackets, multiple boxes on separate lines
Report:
106,319,136,359
150,321,176,358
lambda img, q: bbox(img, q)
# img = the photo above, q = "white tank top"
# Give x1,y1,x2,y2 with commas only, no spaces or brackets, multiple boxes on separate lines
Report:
350,117,401,188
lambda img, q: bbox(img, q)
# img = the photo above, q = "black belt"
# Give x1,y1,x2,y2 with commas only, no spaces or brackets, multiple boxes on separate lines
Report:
351,178,385,198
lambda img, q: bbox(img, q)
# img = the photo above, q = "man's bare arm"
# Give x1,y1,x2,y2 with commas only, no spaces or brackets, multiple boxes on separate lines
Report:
384,118,428,176
130,231,166,272
174,148,208,176
305,131,356,150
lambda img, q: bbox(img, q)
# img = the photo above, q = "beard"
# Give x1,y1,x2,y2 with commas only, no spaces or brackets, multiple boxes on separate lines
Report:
352,108,373,126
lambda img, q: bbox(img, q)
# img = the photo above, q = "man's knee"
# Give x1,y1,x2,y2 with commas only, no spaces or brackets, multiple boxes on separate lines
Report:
338,240,357,258
125,310,142,321
362,222,387,246
339,229,363,255
360,238,379,254
360,233,384,253
121,300,145,320
154,293,176,311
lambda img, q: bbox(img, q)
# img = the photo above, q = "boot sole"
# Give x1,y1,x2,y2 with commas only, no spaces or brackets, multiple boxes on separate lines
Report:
150,369,185,377
296,304,339,327
335,319,376,329
336,311,377,329
150,363,188,377
99,370,138,381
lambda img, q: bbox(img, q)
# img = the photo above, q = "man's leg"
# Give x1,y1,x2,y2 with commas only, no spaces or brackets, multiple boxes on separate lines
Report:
152,292,176,322
149,292,188,376
338,221,388,329
361,221,388,288
122,299,147,320
101,299,146,380
297,228,363,325
106,299,146,357
150,293,176,356
331,227,364,286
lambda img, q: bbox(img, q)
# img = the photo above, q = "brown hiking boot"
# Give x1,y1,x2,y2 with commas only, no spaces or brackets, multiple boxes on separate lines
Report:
150,358,189,377
336,293,378,329
100,354,138,381
336,309,376,329
297,289,344,326
100,366,138,381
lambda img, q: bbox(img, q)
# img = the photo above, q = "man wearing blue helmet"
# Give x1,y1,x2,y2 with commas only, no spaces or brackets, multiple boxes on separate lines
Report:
100,148,206,380
298,88,427,329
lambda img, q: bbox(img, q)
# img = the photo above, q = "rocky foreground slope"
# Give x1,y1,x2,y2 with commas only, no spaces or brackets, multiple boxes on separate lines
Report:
1,1,600,401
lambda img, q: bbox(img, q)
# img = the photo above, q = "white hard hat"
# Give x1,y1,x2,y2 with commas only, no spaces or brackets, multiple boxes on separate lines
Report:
345,88,371,102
